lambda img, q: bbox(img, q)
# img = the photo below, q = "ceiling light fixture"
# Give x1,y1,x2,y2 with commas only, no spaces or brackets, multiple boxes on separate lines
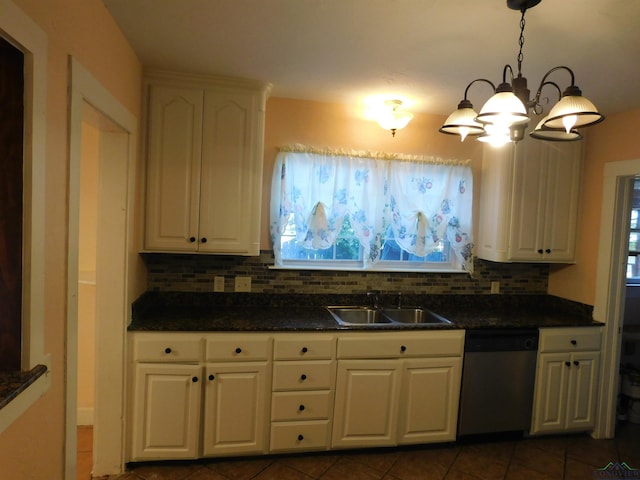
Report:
377,99,413,137
439,0,604,144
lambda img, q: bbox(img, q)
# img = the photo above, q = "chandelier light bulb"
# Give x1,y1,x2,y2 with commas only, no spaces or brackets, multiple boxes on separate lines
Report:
459,126,470,142
562,114,578,133
477,123,511,147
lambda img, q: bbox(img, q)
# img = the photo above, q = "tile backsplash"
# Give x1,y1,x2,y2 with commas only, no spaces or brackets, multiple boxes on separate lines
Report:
142,251,549,295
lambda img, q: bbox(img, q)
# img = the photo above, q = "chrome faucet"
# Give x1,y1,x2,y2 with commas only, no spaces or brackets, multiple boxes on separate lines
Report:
366,290,381,309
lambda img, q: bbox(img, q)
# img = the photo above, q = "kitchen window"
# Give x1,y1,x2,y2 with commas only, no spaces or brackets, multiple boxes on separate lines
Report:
270,146,474,273
627,178,640,281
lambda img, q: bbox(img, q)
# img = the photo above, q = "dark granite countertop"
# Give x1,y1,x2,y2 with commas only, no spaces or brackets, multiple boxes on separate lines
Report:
0,364,48,410
129,292,603,332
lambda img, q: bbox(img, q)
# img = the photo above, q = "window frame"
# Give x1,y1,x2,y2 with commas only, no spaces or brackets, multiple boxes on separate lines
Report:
271,151,473,274
0,0,50,433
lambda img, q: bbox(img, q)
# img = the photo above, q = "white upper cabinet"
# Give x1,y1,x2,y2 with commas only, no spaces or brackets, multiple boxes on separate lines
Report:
143,71,270,255
477,136,583,263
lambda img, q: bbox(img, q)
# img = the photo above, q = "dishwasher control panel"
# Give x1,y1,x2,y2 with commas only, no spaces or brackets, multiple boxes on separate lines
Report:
464,328,539,352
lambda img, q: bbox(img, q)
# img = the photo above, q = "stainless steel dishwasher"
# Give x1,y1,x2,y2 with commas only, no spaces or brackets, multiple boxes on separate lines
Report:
458,328,539,436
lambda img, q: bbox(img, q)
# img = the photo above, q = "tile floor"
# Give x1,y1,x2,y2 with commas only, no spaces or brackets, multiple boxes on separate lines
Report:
80,423,640,480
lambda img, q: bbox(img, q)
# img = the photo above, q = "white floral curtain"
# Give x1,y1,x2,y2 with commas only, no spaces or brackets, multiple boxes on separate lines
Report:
388,161,473,271
270,146,474,272
270,149,387,267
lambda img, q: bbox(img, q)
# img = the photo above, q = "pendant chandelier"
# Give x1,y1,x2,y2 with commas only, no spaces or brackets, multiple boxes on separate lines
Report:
439,0,604,145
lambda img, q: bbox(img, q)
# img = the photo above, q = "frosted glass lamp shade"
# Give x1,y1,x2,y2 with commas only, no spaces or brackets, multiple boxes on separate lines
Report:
542,91,604,132
377,110,413,132
439,103,485,142
476,90,529,127
530,115,582,141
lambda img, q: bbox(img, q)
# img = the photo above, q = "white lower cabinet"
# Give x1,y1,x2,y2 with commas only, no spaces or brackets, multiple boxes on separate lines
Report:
131,363,202,461
129,332,272,461
398,357,462,444
269,333,336,453
332,359,401,448
531,327,602,435
331,331,464,449
129,329,465,461
202,362,270,456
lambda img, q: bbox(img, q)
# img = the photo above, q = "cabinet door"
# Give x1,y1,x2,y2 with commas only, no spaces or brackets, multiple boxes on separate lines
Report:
566,352,599,431
509,138,546,261
331,359,400,448
541,141,582,262
202,362,270,456
510,139,581,262
131,363,201,460
531,353,570,434
200,88,263,255
397,357,461,445
145,85,203,251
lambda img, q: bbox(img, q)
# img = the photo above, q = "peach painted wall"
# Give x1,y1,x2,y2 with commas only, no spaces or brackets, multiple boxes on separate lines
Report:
0,0,143,478
549,107,640,306
261,97,484,248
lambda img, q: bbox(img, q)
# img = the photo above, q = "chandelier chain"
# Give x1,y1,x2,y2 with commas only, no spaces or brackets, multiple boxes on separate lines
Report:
517,9,526,76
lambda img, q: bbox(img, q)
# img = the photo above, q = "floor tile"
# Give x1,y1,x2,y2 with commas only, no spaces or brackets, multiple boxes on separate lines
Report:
89,422,640,480
252,462,315,479
504,462,556,480
341,448,403,474
205,457,274,480
77,451,93,480
388,446,458,480
510,442,564,478
449,442,513,480
78,426,93,453
277,453,340,478
129,463,200,480
319,457,386,480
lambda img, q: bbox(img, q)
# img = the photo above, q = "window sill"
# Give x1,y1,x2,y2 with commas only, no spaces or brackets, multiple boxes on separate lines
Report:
0,363,50,433
269,264,466,273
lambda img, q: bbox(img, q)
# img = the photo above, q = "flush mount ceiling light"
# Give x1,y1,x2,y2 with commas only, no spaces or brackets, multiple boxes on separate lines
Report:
439,0,604,144
377,99,414,137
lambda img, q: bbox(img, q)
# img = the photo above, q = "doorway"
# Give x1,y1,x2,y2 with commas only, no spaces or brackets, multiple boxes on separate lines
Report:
594,159,640,439
66,58,139,479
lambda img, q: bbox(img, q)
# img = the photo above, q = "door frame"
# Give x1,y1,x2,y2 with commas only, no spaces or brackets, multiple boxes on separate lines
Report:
593,158,640,438
66,57,138,478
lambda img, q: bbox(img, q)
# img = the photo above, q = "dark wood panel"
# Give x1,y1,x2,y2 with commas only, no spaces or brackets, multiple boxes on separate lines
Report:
0,36,24,372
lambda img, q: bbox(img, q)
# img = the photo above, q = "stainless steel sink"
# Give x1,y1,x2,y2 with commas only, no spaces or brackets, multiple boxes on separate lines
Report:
326,307,392,325
380,308,452,325
326,306,451,326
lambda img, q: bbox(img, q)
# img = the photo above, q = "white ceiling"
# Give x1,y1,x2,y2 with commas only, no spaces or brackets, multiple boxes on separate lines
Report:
103,0,640,118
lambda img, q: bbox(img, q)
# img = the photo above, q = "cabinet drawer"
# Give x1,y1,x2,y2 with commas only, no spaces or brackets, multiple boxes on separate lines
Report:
133,334,203,362
271,391,332,421
272,361,335,391
273,334,336,360
205,334,272,362
269,420,330,453
337,331,464,359
539,327,602,353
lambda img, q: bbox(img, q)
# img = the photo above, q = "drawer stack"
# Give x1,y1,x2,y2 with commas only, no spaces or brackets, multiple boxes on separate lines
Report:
270,334,337,453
